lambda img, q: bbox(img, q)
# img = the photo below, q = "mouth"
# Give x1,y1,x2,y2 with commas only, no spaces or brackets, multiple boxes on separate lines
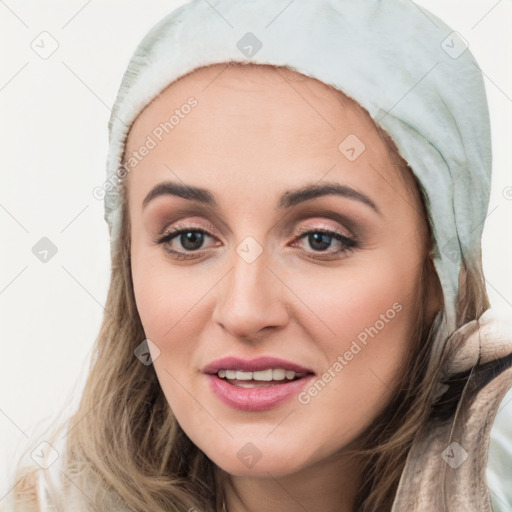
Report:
203,356,316,411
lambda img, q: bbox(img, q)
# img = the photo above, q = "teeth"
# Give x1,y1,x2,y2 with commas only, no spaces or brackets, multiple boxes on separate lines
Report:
217,368,303,381
253,369,273,381
235,371,253,381
272,369,286,380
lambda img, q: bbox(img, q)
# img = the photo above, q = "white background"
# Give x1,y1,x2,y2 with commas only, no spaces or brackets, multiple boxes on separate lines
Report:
1,0,511,499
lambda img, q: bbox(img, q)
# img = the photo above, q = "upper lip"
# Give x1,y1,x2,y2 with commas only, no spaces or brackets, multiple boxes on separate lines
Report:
202,356,316,375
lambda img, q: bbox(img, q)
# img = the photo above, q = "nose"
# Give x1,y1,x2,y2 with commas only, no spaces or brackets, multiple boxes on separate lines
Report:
211,249,290,341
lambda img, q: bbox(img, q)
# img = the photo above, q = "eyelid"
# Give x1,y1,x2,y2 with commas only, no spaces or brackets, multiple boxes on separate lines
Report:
154,211,359,243
149,205,232,238
155,218,218,238
285,206,367,235
294,221,351,238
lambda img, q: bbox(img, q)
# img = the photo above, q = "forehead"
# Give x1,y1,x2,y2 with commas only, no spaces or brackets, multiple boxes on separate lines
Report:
124,63,421,220
126,63,382,154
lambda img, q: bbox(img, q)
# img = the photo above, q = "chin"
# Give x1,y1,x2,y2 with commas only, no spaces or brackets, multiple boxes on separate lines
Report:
215,458,304,478
200,440,311,478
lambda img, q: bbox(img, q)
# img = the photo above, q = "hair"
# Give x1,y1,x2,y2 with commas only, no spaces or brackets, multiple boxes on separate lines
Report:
5,63,492,512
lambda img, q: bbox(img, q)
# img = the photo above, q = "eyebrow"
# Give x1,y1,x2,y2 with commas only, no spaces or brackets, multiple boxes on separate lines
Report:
142,180,381,215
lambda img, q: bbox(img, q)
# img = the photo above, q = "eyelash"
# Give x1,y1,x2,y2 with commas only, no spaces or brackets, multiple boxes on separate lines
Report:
153,223,359,261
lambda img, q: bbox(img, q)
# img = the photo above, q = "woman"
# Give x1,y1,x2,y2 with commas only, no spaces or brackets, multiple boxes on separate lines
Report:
5,0,512,511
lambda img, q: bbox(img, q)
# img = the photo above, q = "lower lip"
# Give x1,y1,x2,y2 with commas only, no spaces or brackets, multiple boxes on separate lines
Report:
206,374,316,411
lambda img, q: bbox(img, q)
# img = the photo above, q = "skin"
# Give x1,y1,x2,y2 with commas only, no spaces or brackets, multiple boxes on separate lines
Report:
125,63,441,512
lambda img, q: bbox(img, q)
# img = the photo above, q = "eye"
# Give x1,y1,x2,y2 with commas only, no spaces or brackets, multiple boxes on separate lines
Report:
290,226,359,259
152,224,219,260
152,223,359,261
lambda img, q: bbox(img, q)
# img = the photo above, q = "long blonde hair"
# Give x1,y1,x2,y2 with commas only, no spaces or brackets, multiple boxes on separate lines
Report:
5,92,491,512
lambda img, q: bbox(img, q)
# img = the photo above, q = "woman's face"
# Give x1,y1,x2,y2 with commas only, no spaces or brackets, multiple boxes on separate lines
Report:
125,63,439,478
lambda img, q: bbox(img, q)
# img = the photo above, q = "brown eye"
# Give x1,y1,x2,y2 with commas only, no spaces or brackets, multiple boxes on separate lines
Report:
291,227,359,258
153,225,218,260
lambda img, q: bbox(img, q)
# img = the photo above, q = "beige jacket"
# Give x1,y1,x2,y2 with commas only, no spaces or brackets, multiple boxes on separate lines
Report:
391,308,512,511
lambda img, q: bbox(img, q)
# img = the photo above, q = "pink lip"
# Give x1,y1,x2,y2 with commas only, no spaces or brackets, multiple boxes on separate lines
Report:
202,356,315,375
206,373,316,411
202,356,316,411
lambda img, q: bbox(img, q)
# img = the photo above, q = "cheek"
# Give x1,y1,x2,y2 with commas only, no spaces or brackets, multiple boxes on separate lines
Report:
292,253,420,433
130,244,217,360
296,246,419,339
